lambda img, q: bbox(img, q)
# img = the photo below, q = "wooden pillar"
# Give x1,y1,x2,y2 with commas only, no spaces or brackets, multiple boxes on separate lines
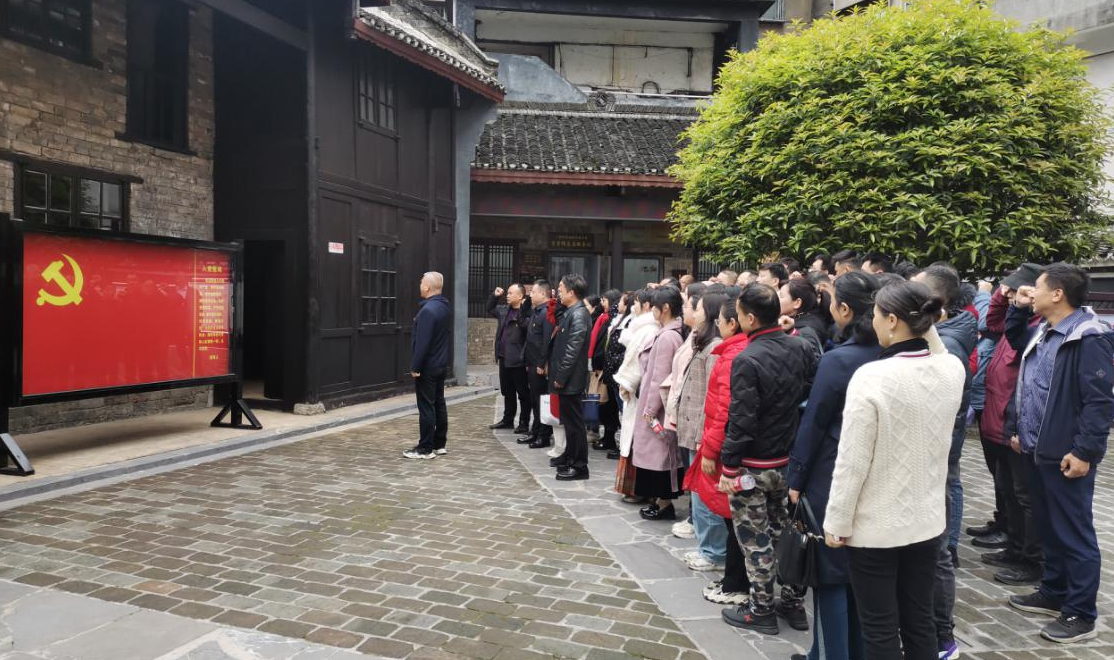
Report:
609,221,623,290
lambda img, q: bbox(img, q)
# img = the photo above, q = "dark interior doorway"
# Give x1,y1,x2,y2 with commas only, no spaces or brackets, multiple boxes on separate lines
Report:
242,240,286,403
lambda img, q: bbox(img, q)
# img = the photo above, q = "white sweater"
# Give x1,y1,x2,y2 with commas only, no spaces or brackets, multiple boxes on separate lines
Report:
613,312,660,457
823,338,966,548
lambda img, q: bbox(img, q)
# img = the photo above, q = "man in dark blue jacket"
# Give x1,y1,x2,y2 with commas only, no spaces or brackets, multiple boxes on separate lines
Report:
405,272,453,459
1004,263,1114,644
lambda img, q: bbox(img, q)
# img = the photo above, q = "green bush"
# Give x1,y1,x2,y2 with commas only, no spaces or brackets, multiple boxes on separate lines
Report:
669,0,1113,274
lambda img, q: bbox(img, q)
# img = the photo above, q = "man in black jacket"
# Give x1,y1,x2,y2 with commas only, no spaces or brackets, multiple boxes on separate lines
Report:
523,280,556,448
404,272,452,460
488,284,532,433
549,273,592,481
719,283,818,635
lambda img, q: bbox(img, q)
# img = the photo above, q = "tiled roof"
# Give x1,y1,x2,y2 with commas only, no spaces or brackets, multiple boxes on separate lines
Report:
472,101,699,177
358,0,503,96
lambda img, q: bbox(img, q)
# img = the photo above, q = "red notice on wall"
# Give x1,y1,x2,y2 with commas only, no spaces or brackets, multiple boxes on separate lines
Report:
21,232,234,397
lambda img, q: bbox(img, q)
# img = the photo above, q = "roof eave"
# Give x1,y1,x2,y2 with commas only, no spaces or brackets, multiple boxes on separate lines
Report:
471,168,682,188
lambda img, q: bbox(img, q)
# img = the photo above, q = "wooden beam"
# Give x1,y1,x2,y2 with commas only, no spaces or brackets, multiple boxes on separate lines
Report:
471,168,682,188
197,0,308,51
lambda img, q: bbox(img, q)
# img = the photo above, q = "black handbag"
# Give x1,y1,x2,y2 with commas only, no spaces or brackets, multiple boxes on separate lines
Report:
776,495,821,589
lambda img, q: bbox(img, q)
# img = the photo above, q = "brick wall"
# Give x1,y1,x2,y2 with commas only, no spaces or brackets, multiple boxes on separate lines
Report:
468,318,497,365
0,1,216,433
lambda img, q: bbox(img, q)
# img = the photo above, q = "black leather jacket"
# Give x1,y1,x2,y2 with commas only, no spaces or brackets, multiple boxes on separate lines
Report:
549,300,592,395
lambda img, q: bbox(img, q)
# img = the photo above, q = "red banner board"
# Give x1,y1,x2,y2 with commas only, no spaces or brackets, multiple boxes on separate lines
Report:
21,232,233,397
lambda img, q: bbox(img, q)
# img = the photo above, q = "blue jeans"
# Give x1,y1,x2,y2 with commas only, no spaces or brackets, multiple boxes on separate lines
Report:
807,584,863,660
691,492,727,565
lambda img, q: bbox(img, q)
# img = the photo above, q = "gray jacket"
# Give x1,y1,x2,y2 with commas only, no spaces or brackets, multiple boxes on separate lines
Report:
675,338,721,450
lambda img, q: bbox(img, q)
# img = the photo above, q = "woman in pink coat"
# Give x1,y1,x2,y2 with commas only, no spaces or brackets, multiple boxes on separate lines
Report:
633,286,688,521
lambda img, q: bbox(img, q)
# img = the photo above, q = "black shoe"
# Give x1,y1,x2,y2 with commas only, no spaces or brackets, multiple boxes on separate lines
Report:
995,564,1041,586
639,504,676,521
556,467,589,481
722,604,779,635
517,435,536,445
528,439,551,449
775,599,808,631
971,531,1008,548
966,520,1001,537
1041,614,1096,644
489,420,514,430
981,550,1024,569
549,456,568,468
514,424,529,435
606,449,620,460
1008,591,1061,617
949,546,960,569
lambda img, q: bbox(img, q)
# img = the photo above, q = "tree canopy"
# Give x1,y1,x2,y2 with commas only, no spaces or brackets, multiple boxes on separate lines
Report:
668,0,1113,274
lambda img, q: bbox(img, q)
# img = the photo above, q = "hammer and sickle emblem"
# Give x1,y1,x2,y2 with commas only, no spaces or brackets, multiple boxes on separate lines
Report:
36,254,84,307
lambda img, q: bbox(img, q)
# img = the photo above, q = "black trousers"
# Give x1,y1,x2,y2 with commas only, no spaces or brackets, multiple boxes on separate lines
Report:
498,361,530,426
1005,450,1042,564
980,437,1011,529
527,367,552,441
558,392,589,472
599,381,620,444
415,368,447,453
847,537,938,660
723,516,751,594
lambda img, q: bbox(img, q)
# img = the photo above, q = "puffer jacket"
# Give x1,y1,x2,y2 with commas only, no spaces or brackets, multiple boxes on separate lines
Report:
674,338,722,451
721,326,818,475
686,332,749,518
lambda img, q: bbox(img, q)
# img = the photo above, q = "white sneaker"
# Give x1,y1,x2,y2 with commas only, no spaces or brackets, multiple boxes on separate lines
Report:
671,520,696,539
702,581,749,606
434,448,448,456
402,447,436,459
684,551,722,572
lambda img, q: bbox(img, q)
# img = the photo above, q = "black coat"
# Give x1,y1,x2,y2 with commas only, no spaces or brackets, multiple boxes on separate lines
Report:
722,326,818,470
411,294,452,373
549,300,591,395
488,295,531,368
787,337,880,584
524,303,555,368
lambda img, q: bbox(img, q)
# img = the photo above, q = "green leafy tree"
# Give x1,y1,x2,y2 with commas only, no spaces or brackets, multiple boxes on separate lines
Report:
669,0,1113,274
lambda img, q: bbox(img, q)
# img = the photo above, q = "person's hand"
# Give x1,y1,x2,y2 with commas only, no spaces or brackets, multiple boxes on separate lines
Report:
1014,285,1035,308
1010,435,1021,454
824,532,846,549
554,381,564,390
778,315,796,332
410,371,420,378
536,367,545,375
788,489,800,505
717,475,740,494
978,280,993,293
1061,453,1091,479
701,457,716,477
790,271,803,280
494,287,505,297
1000,284,1013,297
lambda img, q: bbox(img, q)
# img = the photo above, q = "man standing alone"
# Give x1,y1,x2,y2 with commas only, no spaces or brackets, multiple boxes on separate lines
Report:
489,284,532,433
550,274,592,481
405,272,452,459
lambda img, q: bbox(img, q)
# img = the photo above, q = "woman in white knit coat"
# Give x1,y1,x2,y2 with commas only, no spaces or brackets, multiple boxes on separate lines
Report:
824,280,965,660
612,289,661,499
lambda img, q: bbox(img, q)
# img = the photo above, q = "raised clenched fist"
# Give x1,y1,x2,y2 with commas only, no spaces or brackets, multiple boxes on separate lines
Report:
494,287,505,297
1014,285,1035,308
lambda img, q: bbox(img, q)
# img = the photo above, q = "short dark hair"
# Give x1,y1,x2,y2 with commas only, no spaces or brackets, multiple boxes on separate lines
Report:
832,250,861,268
634,288,654,307
737,283,781,327
893,261,919,279
809,253,833,273
660,277,681,290
651,286,684,318
760,262,789,287
533,279,552,295
560,274,587,300
874,280,944,336
863,252,893,273
779,257,801,275
833,271,881,343
686,282,708,304
918,265,963,311
1042,263,1089,308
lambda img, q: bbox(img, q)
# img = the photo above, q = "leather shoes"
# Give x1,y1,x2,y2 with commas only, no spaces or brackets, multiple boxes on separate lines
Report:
549,456,567,468
517,435,536,445
606,449,620,460
513,424,529,434
995,564,1042,586
556,467,589,481
966,520,1001,537
972,531,1008,549
528,438,551,449
981,550,1024,569
640,503,676,521
489,420,514,430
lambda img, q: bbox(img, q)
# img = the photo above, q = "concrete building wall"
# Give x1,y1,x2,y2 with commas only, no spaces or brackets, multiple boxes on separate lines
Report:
0,0,216,432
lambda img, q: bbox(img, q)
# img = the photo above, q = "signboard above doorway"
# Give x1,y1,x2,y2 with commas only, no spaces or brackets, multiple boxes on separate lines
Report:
548,233,594,250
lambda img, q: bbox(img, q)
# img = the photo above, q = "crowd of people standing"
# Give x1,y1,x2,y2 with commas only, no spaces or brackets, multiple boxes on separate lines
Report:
410,252,1114,660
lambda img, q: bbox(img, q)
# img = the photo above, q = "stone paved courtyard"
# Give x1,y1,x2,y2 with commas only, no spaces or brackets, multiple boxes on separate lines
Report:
0,395,1109,660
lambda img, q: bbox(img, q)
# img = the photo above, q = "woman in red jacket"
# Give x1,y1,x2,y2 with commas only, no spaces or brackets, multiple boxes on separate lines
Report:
685,293,751,605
